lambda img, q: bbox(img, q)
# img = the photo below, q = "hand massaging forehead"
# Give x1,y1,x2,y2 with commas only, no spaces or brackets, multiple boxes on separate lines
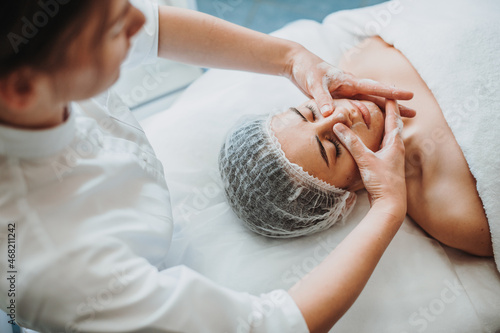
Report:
218,112,357,238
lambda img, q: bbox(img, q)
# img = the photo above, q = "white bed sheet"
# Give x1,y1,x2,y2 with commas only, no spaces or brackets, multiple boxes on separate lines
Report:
140,5,500,332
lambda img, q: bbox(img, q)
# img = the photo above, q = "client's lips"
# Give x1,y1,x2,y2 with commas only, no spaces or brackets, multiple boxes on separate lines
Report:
350,100,371,128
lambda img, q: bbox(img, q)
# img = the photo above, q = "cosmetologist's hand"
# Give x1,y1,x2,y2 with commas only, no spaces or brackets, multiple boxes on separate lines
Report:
286,48,415,117
333,99,407,220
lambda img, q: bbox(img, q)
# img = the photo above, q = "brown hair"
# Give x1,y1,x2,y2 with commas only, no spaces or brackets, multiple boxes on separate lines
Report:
0,0,109,78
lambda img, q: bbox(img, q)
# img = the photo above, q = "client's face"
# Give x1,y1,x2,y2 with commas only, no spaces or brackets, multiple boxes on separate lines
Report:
271,99,385,191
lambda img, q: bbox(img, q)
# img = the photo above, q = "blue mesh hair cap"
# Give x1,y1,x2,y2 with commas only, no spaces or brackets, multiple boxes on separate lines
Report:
218,113,357,238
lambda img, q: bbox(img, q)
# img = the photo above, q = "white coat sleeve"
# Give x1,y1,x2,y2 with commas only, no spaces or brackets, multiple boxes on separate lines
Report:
121,0,160,69
16,238,309,333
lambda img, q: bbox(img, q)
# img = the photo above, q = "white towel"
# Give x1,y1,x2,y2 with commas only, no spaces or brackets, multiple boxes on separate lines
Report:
325,0,500,271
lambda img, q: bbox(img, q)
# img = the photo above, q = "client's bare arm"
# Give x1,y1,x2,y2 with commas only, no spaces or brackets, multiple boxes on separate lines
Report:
289,100,407,333
157,6,414,116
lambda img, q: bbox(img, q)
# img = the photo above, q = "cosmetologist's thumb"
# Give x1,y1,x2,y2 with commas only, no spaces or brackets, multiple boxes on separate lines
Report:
313,88,335,117
333,123,371,162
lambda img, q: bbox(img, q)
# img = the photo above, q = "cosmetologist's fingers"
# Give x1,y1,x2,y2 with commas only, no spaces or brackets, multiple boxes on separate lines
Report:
380,99,404,149
333,123,372,162
385,99,403,133
352,78,414,101
311,84,335,116
351,94,416,118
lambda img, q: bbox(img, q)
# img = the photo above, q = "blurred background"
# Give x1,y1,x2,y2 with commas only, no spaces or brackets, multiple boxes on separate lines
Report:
113,0,386,120
198,0,386,34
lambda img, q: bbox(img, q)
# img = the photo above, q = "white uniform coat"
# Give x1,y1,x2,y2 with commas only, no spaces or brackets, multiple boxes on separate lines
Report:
0,1,309,332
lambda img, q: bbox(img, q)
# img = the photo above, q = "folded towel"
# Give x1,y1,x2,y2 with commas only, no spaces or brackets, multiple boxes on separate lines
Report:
326,0,500,271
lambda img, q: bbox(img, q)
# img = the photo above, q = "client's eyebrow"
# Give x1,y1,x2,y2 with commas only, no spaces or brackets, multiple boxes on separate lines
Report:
316,135,329,167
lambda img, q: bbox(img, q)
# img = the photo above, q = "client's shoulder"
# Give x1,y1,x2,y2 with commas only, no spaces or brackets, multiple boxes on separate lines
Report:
407,161,493,257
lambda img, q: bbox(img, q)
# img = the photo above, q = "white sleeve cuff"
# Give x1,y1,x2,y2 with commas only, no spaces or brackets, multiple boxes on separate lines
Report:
121,0,159,69
245,289,310,333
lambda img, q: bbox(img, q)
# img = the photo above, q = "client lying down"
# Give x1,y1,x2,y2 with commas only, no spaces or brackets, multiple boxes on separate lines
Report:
219,37,493,258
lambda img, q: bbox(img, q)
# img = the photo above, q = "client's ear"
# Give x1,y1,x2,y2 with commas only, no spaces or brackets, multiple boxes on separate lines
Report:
0,67,41,111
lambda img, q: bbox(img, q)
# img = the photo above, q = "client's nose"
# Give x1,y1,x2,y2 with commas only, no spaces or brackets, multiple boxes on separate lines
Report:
314,109,353,134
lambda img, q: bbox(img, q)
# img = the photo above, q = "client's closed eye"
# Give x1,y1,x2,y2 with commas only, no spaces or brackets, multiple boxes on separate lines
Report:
308,105,343,159
290,105,320,122
327,137,342,158
289,106,342,164
306,105,320,121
